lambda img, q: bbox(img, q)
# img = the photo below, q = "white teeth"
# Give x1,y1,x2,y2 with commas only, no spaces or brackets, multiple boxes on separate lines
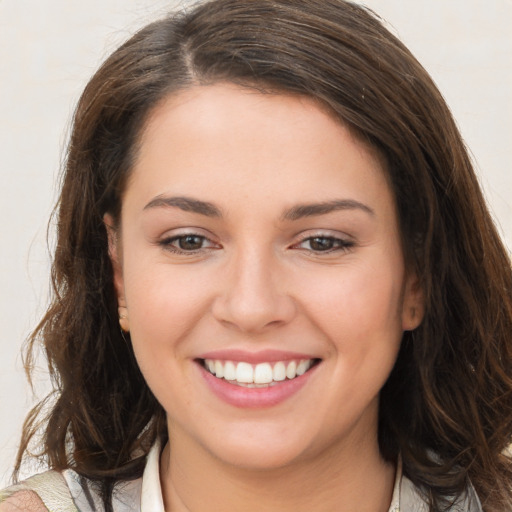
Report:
286,361,297,379
214,360,224,379
224,361,236,381
296,360,308,376
273,361,286,381
203,358,316,385
254,363,273,384
236,362,254,383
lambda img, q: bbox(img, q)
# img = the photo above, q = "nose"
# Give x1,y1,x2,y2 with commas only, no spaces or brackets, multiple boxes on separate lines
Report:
211,247,297,334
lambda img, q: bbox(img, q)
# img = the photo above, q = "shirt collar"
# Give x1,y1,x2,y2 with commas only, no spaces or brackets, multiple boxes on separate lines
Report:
141,439,166,512
141,440,404,512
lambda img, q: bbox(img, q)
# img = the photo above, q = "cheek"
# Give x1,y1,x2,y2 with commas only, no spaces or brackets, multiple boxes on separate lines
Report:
120,247,217,363
122,268,207,408
128,276,209,341
299,261,405,344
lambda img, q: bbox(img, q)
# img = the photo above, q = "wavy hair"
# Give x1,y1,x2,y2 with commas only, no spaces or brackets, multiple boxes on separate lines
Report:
15,1,512,510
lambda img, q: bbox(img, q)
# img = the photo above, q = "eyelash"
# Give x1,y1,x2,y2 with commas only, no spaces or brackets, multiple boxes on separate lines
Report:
293,235,354,254
159,233,354,255
159,234,218,254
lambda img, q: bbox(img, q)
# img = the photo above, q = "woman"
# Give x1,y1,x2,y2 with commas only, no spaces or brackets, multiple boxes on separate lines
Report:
1,0,511,510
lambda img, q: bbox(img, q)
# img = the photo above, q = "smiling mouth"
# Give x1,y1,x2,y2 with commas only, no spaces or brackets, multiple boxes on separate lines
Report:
199,358,321,388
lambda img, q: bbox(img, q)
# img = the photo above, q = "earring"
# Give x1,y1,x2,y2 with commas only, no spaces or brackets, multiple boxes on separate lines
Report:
118,306,130,332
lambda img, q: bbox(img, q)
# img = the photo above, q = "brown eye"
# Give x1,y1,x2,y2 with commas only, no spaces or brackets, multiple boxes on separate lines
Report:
295,235,354,254
309,237,336,251
178,235,205,251
160,233,218,254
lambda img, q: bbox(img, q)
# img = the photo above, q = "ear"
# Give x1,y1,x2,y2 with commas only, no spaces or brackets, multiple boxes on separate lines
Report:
401,272,425,331
104,213,130,332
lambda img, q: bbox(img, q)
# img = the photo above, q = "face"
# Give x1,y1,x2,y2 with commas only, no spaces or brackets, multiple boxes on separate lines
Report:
107,83,423,470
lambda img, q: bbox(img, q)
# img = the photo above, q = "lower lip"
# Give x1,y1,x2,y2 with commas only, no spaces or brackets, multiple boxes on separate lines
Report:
198,362,319,408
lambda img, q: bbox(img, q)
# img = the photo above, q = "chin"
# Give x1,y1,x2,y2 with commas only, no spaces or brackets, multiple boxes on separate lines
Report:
212,442,308,471
198,422,317,471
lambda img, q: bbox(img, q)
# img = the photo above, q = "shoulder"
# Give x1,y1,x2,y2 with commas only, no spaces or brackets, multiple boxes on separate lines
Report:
0,490,48,512
400,473,483,512
0,470,78,512
1,468,144,512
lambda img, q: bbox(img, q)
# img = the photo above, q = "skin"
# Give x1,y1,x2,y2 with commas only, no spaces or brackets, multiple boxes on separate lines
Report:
0,491,47,512
106,83,424,512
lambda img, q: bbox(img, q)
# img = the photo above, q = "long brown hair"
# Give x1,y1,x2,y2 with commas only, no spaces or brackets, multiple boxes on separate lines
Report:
16,1,512,510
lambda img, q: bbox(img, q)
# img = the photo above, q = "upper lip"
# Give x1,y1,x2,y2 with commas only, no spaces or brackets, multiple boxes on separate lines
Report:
196,349,320,364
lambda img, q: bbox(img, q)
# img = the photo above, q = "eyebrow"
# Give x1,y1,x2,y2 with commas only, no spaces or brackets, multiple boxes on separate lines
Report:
143,195,222,217
282,199,375,221
143,195,374,220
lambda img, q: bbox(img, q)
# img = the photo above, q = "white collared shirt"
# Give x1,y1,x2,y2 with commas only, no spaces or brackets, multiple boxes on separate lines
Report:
2,440,481,511
65,440,405,511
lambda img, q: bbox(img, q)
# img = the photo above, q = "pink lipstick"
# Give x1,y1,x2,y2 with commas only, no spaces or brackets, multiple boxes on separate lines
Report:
195,350,320,408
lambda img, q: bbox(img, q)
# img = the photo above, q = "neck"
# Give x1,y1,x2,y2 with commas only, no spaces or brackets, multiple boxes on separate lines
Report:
159,425,396,512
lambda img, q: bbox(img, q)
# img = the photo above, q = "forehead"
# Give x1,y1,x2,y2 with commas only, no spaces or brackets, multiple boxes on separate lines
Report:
125,83,393,219
139,83,345,150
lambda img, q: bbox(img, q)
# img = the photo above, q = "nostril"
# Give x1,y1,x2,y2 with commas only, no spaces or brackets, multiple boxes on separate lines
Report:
211,291,297,334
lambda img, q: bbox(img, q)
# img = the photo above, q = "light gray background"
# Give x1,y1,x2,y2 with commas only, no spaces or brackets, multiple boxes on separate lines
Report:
1,0,511,487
